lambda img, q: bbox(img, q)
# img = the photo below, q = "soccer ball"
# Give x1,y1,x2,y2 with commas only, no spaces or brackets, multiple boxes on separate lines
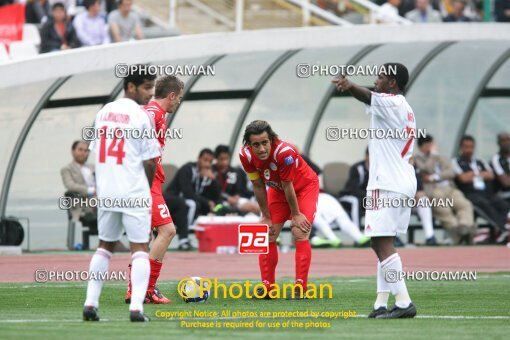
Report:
181,277,210,303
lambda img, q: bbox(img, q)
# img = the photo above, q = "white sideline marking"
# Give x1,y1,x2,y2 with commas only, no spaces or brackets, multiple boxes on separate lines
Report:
1,315,509,323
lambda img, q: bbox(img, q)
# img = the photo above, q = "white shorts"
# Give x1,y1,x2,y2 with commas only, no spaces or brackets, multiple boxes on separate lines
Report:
364,189,412,237
98,209,151,243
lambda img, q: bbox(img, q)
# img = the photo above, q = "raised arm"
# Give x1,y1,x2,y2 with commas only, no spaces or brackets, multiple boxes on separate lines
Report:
332,75,372,105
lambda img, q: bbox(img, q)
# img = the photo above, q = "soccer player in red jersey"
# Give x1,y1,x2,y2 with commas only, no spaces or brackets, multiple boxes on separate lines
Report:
239,120,320,298
125,75,184,304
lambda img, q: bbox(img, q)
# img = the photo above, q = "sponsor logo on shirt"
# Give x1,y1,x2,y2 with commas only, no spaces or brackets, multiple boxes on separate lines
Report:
264,169,270,180
269,162,277,171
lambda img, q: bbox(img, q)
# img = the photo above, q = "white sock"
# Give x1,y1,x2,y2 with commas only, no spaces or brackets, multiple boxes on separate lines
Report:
129,251,150,312
374,261,390,309
417,197,434,239
313,215,340,242
381,253,412,308
335,209,364,242
84,248,112,308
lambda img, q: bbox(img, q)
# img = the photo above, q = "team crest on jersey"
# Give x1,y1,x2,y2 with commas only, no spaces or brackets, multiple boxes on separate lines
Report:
269,162,277,171
264,169,270,180
284,156,294,166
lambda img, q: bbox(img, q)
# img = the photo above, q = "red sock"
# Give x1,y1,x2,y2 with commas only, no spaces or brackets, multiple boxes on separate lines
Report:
259,242,278,289
127,264,132,292
148,259,162,293
295,240,312,290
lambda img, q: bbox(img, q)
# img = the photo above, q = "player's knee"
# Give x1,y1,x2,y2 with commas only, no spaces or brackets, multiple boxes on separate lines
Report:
291,227,308,241
98,240,116,253
158,224,176,240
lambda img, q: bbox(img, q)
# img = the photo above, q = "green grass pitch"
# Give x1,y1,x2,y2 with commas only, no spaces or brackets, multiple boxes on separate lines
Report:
1,273,509,339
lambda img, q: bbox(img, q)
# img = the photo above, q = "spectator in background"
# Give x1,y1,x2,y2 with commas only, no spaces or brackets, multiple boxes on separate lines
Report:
443,0,471,21
167,148,221,219
339,147,369,228
161,191,193,251
213,145,260,214
40,2,81,53
405,0,442,22
299,154,370,248
452,135,510,235
495,0,510,21
491,132,510,202
0,0,15,7
107,0,144,43
411,158,438,245
212,145,260,215
375,0,401,23
73,0,110,46
415,135,476,244
25,0,50,24
61,140,95,198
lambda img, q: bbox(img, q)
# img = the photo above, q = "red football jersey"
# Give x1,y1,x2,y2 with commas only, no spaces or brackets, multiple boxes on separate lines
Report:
239,140,318,193
144,101,167,183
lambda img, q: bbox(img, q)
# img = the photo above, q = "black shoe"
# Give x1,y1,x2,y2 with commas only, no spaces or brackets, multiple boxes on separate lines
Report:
253,286,274,300
285,288,308,300
178,241,194,251
376,303,417,319
83,306,100,321
425,236,438,246
130,310,150,322
368,306,387,318
394,237,404,247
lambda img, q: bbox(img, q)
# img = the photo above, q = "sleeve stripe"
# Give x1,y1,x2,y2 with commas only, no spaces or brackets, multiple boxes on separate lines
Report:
278,146,295,155
451,158,463,175
492,155,504,175
273,143,284,160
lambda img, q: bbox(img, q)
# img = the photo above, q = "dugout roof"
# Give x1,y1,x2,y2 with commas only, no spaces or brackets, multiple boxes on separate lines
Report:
0,24,509,249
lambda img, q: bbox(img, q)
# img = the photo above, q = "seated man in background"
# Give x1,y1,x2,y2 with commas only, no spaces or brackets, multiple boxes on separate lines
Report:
166,148,221,220
443,0,472,22
61,140,95,199
213,145,260,215
411,158,438,245
107,0,144,42
302,153,370,248
162,190,192,250
60,140,97,250
415,135,476,244
339,148,369,228
73,0,110,46
405,0,442,23
491,132,510,202
40,2,81,53
453,135,509,238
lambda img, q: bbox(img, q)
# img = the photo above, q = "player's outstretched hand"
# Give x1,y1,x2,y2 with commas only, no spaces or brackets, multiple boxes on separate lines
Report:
332,75,351,92
292,213,311,233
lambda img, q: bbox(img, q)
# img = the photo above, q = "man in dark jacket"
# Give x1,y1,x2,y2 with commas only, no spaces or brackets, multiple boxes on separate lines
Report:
39,2,81,53
166,148,221,218
212,145,260,215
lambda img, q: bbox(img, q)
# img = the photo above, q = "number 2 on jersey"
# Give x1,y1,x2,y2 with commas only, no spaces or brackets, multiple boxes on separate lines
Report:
99,126,126,164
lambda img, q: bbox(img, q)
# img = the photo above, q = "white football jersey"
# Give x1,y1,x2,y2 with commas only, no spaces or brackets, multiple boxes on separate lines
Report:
365,92,417,198
89,98,161,211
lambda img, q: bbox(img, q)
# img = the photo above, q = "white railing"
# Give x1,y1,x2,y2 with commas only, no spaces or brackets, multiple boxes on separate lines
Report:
166,0,410,31
348,0,413,24
287,0,354,26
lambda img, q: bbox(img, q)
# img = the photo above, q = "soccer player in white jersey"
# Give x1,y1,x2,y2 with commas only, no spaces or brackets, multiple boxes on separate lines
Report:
83,67,160,322
333,63,417,319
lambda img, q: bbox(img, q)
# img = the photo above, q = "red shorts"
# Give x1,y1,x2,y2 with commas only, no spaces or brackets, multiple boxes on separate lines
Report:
151,179,173,228
267,181,319,225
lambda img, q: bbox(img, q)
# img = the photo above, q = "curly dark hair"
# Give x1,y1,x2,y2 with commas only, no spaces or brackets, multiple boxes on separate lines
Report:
242,120,279,146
